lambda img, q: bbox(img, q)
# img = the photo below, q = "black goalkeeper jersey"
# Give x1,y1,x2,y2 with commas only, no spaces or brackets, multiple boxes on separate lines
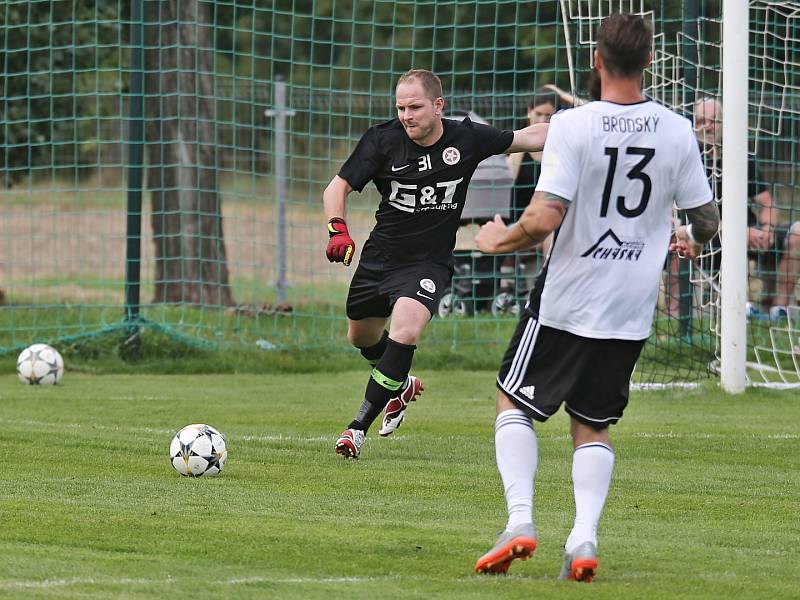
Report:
338,116,514,264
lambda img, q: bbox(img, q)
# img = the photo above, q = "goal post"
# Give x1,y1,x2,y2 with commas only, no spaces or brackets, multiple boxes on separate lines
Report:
720,0,749,393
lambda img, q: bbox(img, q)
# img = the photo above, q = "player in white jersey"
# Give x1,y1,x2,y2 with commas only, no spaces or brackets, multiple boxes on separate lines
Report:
472,13,720,580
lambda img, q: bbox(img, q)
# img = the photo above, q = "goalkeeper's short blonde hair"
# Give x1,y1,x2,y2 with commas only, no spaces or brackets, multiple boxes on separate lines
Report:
396,69,443,101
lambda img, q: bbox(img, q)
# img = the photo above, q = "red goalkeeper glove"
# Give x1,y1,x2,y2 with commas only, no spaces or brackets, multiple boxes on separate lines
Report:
326,217,355,266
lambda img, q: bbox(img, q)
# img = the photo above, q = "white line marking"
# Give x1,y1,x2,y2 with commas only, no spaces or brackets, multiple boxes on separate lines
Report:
628,432,800,440
238,433,330,443
0,575,403,590
630,382,700,390
0,418,332,444
224,575,401,585
2,422,795,445
0,418,174,435
0,578,153,590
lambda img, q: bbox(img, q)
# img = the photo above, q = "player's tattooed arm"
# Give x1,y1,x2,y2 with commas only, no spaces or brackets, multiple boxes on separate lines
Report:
506,122,549,153
518,191,568,242
475,191,567,254
686,201,720,243
671,201,719,259
684,201,720,245
534,192,570,209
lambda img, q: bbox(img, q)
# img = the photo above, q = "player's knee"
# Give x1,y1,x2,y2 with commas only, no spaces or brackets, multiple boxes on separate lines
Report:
570,418,611,447
347,327,378,348
389,298,432,344
496,390,518,414
345,329,359,346
348,333,376,348
389,315,427,346
387,330,418,345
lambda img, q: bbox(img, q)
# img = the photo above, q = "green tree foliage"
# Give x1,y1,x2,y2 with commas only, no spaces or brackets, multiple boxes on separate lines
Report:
0,0,743,186
1,0,122,186
250,0,563,95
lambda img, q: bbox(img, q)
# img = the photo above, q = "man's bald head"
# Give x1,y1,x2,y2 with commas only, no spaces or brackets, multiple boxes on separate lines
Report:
694,97,722,148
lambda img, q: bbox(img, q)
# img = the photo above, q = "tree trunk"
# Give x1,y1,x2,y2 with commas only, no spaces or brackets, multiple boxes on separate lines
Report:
143,0,234,306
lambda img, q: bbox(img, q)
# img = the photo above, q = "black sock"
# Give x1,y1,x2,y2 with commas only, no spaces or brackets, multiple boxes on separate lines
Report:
358,330,389,367
350,337,415,432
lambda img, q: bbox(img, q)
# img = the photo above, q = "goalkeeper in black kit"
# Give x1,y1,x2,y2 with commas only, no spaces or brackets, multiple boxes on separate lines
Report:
323,68,549,459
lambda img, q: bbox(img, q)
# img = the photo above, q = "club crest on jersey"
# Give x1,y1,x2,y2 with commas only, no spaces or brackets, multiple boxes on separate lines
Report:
419,278,436,293
581,228,645,261
442,147,460,165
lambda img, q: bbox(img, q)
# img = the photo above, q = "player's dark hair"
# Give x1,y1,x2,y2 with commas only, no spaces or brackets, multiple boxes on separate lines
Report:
528,87,563,112
587,67,602,101
596,13,653,77
397,69,444,101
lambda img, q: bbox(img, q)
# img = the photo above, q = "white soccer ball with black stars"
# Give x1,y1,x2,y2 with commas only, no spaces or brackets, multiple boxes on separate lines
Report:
16,343,64,385
170,423,228,477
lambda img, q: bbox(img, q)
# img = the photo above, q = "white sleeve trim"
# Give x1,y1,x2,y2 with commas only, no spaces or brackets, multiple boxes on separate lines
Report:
678,191,714,211
533,183,574,203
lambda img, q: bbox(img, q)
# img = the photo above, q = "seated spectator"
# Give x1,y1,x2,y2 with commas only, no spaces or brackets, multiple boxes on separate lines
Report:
695,98,799,318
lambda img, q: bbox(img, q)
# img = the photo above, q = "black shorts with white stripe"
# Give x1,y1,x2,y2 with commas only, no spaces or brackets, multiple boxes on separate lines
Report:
496,313,646,429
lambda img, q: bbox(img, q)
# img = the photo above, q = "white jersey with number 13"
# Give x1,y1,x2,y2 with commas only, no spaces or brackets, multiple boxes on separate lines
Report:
533,100,712,340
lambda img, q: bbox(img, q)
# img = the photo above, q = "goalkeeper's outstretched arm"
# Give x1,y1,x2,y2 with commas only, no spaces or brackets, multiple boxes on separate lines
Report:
506,123,550,154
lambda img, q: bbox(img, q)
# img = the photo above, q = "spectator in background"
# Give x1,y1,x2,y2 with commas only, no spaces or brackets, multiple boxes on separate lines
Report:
502,85,583,292
694,97,800,318
508,84,584,225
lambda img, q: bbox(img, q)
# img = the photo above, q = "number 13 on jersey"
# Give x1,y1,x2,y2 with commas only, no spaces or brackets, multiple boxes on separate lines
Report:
601,146,655,218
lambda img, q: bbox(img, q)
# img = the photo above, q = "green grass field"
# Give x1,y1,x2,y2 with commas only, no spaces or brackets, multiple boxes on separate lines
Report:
0,370,797,599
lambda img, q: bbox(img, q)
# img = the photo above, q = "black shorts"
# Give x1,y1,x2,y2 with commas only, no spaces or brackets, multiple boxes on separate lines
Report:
346,240,453,320
496,313,646,429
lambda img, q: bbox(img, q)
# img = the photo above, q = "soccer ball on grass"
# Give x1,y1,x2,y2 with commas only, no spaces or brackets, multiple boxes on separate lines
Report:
169,423,228,477
16,343,64,385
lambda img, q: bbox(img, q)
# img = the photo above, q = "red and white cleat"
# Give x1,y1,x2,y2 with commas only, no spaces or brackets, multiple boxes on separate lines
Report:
379,375,424,437
334,428,365,459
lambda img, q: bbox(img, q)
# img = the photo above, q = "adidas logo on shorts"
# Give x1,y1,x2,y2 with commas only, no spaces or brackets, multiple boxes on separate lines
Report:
518,385,536,399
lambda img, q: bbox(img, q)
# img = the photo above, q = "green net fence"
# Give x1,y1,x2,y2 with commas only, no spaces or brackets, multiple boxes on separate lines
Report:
1,0,798,384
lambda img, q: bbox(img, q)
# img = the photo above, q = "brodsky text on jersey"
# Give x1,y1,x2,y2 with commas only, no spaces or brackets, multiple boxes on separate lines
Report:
601,115,660,133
